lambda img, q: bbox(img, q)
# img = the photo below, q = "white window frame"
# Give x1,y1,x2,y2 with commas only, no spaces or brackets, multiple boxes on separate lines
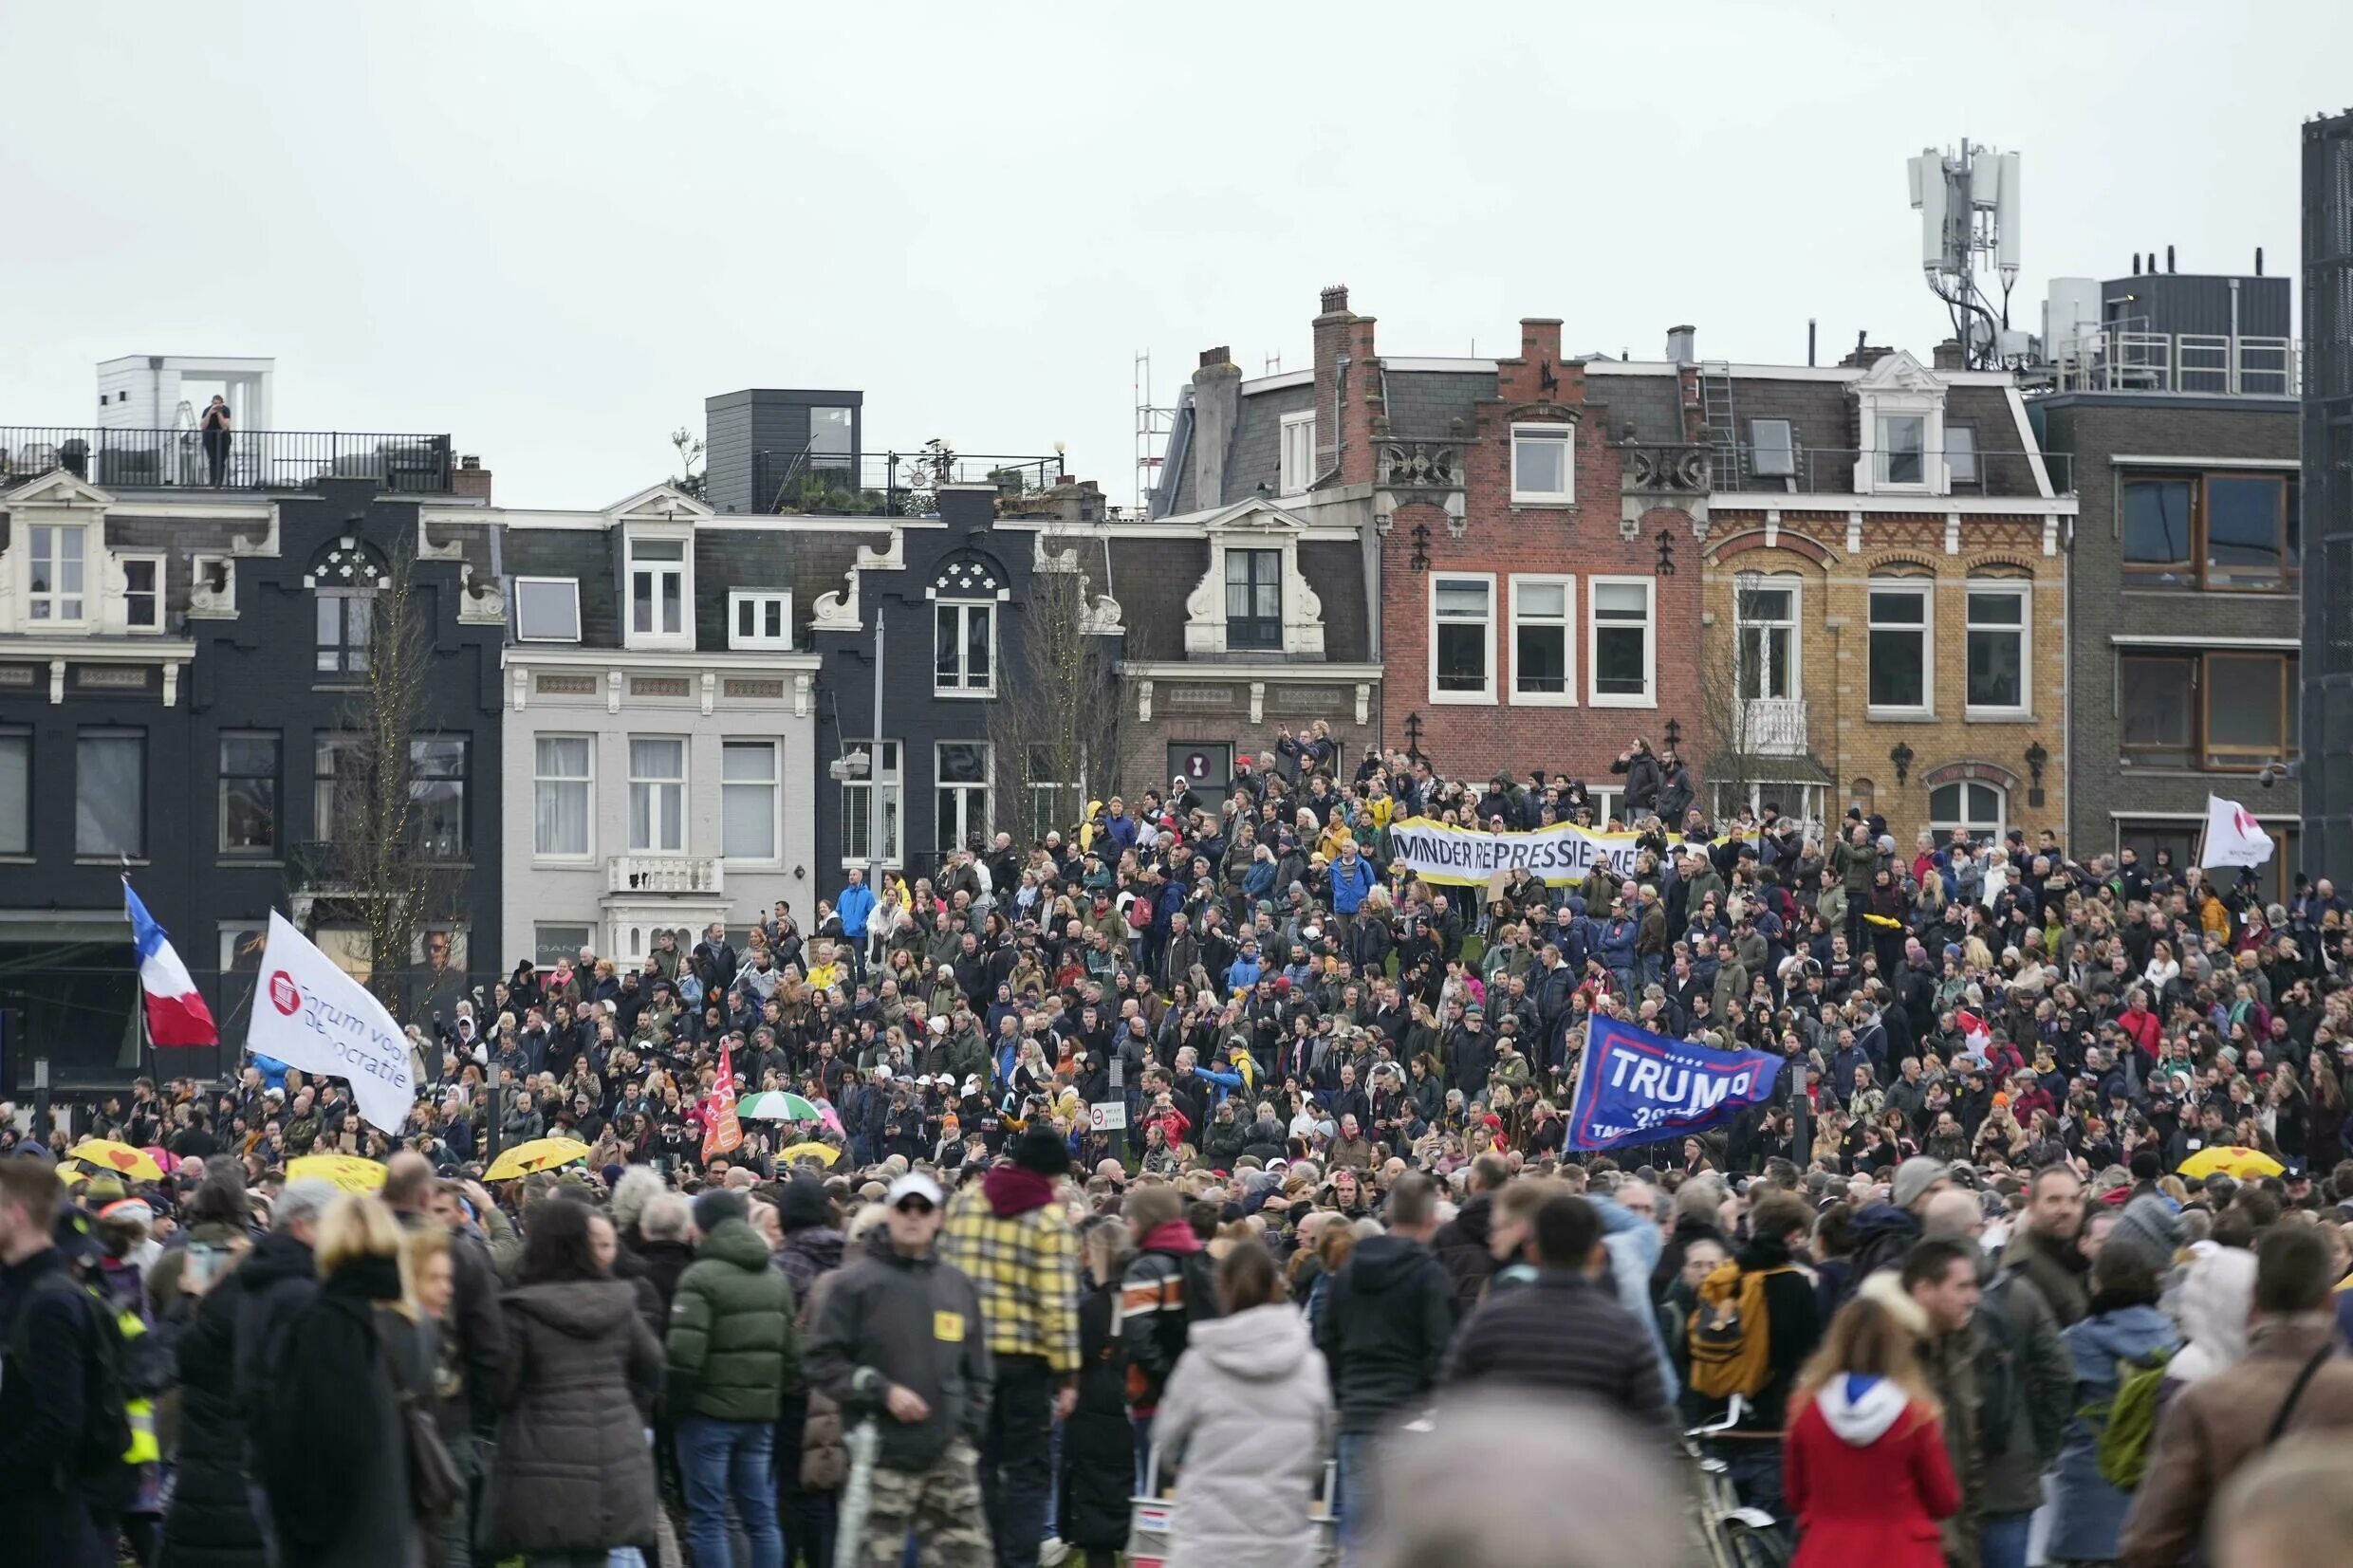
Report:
1508,573,1576,707
1963,581,2030,718
1865,580,1936,718
119,552,164,633
1510,423,1575,504
1587,787,1624,829
0,729,28,857
513,577,582,643
934,741,991,858
1278,412,1316,496
624,532,693,650
721,738,783,863
1587,575,1658,709
1735,577,1800,701
28,523,88,625
1750,418,1796,479
531,733,595,863
1930,780,2007,846
728,589,792,652
1429,572,1497,705
841,739,902,870
627,734,687,854
1947,425,1979,486
1876,414,1929,489
934,600,996,697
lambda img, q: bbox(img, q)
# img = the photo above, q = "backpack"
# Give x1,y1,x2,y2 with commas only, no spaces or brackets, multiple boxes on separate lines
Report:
5,1270,139,1509
1688,1260,1794,1401
2087,1347,2175,1490
1973,1275,2024,1461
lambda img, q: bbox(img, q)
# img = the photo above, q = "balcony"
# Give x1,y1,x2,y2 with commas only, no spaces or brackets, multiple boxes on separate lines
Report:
2046,332,2298,397
0,428,454,493
750,445,1064,516
604,855,725,896
1738,696,1810,758
1711,446,2071,498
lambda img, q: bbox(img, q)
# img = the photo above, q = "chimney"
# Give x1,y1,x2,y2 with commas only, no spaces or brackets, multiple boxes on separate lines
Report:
1320,284,1349,315
1190,346,1243,508
1838,332,1896,370
2166,245,2177,274
452,453,492,502
1311,285,1380,487
1931,339,1966,370
1665,324,1696,365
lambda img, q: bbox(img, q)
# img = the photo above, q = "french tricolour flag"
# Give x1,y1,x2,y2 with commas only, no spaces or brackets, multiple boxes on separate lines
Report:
126,880,217,1047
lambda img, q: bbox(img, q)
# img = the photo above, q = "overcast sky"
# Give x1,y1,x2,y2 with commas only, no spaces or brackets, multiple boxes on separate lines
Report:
5,2,2347,511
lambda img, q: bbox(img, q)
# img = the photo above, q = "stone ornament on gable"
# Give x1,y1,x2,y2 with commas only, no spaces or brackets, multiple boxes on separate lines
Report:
457,566,506,624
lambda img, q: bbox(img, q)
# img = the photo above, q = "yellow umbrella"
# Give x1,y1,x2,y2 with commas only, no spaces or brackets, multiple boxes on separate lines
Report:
60,1165,90,1186
483,1136,592,1182
778,1141,842,1168
68,1139,165,1183
288,1154,389,1194
2177,1146,2284,1182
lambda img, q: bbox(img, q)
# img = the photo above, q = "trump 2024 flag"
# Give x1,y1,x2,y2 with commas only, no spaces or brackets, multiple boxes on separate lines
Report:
126,880,217,1047
1566,1014,1782,1153
245,910,417,1135
2200,795,2277,869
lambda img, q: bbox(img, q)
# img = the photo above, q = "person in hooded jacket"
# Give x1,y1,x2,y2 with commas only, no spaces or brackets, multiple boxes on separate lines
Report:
2045,1242,2178,1566
1059,1216,1136,1568
1783,1283,1957,1568
667,1188,796,1568
1119,1183,1220,1486
1155,1240,1335,1568
1313,1172,1452,1561
484,1198,662,1566
1431,1154,1506,1318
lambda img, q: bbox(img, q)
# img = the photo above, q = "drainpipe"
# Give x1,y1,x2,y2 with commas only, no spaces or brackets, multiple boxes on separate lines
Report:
2228,278,2242,395
870,606,885,882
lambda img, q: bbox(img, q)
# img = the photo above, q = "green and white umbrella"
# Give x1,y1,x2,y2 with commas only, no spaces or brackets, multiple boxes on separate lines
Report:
737,1090,824,1122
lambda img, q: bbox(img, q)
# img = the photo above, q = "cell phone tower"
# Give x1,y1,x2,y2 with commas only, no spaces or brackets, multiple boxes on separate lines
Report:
1907,140,2025,370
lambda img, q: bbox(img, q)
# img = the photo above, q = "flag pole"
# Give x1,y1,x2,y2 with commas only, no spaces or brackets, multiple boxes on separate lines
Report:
123,867,155,1083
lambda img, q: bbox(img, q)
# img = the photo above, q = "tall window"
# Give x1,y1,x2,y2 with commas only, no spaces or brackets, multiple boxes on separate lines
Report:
628,537,688,640
1510,576,1573,703
1735,581,1797,700
1964,583,2028,713
2120,652,2300,772
842,740,901,867
1946,426,1979,486
77,731,144,858
122,557,161,629
1589,578,1655,706
1866,582,1932,712
1930,781,2005,847
0,730,26,856
316,590,373,677
1025,743,1079,841
219,732,280,857
628,737,686,852
2121,472,2300,591
532,735,591,858
1279,413,1316,495
410,738,468,861
934,601,995,694
312,733,361,841
935,742,990,856
1431,576,1494,702
722,740,780,859
1510,424,1574,503
1226,549,1282,651
1877,415,1926,486
28,525,85,622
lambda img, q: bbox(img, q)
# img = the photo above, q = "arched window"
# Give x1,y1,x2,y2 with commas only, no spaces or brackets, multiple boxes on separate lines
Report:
1930,780,2005,848
307,537,387,679
930,551,1003,696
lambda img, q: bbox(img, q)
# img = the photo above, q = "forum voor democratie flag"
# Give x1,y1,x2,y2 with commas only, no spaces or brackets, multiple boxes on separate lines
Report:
245,911,417,1134
1566,1014,1783,1152
126,880,218,1047
2199,794,2278,869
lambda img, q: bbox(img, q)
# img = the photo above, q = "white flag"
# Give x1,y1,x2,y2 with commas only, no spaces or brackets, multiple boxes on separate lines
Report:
2199,795,2277,869
246,910,418,1134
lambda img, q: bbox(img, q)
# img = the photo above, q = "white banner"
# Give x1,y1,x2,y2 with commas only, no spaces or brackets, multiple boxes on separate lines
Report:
2200,794,2278,869
246,911,418,1135
1387,816,1649,887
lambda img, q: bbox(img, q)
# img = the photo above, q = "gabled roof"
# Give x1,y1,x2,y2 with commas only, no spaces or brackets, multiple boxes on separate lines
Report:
604,482,713,522
2,469,113,507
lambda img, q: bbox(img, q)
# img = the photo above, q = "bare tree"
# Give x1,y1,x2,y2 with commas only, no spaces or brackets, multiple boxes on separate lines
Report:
669,427,707,502
319,539,465,1021
1693,570,1764,826
991,528,1121,845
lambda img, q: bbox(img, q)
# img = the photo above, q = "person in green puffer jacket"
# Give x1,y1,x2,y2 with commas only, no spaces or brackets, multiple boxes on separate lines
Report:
666,1189,798,1568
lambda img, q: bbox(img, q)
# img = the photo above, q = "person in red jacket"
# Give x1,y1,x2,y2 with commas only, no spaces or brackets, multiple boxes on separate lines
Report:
1783,1280,1959,1568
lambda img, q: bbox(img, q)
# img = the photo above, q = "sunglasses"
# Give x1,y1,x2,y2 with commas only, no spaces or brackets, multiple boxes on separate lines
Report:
893,1198,936,1216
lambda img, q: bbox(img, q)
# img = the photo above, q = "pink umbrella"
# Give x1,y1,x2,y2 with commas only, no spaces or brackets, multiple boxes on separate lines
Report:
816,1098,845,1137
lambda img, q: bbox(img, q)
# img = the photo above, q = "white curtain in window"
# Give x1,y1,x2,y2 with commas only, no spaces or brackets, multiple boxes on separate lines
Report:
722,742,776,859
0,735,26,856
630,738,683,851
534,736,590,857
77,735,142,857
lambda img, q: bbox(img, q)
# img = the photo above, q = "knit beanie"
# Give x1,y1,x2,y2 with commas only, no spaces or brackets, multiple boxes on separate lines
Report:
1012,1125,1072,1176
691,1188,748,1236
2111,1193,2184,1264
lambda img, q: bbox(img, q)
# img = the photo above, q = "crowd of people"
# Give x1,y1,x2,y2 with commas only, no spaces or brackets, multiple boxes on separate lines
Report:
6,723,2353,1568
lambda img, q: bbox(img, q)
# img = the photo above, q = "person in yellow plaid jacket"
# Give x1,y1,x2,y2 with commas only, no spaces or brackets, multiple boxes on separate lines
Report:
938,1125,1082,1567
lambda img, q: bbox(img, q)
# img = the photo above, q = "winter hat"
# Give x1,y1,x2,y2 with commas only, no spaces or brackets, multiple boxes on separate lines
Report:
776,1176,833,1233
691,1188,748,1236
2110,1194,2184,1264
1891,1156,1951,1211
1011,1125,1071,1176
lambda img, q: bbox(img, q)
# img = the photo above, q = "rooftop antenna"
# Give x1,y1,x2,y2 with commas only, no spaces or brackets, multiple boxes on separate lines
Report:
1134,350,1175,516
1907,138,2022,370
1264,352,1282,374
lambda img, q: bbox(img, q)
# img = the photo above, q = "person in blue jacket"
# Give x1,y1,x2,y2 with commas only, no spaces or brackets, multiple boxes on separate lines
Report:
1224,941,1265,998
834,870,877,966
1329,840,1377,925
1600,908,1639,993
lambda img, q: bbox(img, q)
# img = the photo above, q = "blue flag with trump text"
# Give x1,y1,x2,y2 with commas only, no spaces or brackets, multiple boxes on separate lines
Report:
1566,1015,1783,1152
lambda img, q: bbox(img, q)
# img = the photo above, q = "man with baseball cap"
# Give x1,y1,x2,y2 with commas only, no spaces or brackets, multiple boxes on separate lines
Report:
806,1171,991,1563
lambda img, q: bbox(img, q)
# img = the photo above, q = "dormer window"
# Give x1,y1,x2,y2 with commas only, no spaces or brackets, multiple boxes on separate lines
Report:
513,577,581,642
729,590,791,651
1848,349,1949,496
28,525,86,623
627,536,691,647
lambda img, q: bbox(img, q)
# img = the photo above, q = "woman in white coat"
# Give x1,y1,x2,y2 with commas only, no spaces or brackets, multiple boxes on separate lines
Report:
1155,1238,1336,1568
